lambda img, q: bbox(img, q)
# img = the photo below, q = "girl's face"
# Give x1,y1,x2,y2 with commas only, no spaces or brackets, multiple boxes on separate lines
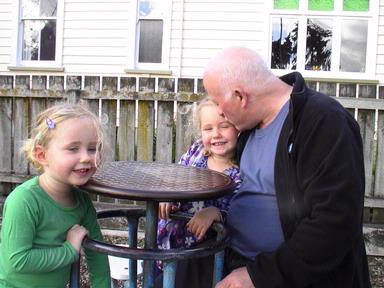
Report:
38,117,99,190
200,105,238,159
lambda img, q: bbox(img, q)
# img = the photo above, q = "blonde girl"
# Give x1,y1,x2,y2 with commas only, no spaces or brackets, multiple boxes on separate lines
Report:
156,98,242,288
0,103,111,288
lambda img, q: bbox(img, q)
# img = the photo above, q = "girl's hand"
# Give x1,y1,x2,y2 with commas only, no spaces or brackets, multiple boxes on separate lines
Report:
186,207,222,241
66,224,89,253
158,202,180,219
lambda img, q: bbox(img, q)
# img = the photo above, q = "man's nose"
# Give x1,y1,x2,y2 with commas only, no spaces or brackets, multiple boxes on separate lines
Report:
217,106,225,116
217,107,227,120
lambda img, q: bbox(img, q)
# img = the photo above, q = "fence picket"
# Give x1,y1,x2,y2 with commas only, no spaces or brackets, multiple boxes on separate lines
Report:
117,100,136,161
13,98,29,174
357,109,376,197
156,101,174,163
0,98,12,173
375,111,384,198
29,98,48,175
175,102,195,161
101,99,117,162
137,100,154,161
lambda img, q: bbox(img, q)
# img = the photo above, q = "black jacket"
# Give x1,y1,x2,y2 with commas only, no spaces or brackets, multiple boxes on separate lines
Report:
238,72,371,288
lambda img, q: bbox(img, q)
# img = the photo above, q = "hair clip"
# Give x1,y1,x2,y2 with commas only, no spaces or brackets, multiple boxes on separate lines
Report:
46,117,56,129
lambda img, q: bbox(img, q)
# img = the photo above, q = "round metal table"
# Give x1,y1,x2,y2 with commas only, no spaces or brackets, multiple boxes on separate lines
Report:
72,161,235,288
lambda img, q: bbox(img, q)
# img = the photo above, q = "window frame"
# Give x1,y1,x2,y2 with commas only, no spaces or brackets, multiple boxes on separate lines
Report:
268,0,379,80
11,0,64,68
128,0,172,71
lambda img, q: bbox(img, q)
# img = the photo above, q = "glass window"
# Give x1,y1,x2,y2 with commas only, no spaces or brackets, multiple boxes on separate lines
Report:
270,0,375,76
305,18,332,71
137,0,167,65
138,20,163,63
21,0,57,61
340,19,368,72
271,18,298,69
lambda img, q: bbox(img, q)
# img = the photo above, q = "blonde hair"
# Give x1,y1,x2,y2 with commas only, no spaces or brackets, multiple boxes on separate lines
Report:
23,102,108,172
193,97,218,137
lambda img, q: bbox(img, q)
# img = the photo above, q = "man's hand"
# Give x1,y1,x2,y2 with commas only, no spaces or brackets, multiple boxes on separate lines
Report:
215,267,255,288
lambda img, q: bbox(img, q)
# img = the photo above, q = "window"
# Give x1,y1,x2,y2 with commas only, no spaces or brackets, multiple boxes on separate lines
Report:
133,0,171,69
270,0,378,79
14,0,63,67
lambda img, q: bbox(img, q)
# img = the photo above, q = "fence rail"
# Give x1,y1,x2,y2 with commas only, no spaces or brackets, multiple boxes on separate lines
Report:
0,74,383,223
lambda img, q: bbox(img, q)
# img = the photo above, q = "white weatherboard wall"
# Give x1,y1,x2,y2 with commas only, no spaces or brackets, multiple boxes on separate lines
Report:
169,0,268,77
63,0,132,74
377,0,384,84
0,0,383,85
0,0,13,72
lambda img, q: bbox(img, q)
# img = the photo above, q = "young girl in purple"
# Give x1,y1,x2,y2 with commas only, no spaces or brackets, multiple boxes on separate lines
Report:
156,98,242,288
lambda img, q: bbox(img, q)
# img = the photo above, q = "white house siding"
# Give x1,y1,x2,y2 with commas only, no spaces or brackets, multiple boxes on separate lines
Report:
0,0,13,73
0,0,382,84
62,0,131,75
170,0,267,77
377,0,384,85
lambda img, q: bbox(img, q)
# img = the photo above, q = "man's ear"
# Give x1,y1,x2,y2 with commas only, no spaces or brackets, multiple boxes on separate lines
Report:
234,89,248,108
34,145,48,166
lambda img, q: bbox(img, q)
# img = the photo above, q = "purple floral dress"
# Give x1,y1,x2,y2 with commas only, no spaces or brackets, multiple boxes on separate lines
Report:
157,139,242,251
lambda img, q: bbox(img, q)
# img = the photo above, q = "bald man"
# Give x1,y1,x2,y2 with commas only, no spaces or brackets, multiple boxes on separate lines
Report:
203,47,370,288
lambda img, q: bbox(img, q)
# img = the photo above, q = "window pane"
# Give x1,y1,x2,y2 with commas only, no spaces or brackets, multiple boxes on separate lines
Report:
22,0,39,18
22,20,56,61
274,0,299,9
41,0,57,17
340,19,367,72
22,20,40,60
139,0,163,17
40,21,56,60
308,0,334,11
343,0,369,11
22,0,57,17
138,20,163,63
271,18,298,70
305,18,332,71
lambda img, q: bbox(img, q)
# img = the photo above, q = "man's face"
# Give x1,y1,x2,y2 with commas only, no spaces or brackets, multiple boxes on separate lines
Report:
204,76,245,131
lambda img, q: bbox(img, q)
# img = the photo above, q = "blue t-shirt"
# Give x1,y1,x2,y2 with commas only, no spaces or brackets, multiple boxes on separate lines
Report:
227,101,289,258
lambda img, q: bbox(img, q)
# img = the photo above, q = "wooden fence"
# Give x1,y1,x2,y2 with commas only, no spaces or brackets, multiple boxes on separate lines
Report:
0,74,383,223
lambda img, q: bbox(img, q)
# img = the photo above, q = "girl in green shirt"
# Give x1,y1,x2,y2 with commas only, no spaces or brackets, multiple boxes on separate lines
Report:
0,103,111,288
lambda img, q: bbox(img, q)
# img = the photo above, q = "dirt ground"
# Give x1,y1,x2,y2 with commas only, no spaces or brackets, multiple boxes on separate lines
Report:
368,256,384,288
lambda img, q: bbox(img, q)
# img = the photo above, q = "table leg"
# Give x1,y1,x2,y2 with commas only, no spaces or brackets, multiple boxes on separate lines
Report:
143,201,158,288
163,261,176,288
126,217,139,288
213,250,225,286
213,225,226,286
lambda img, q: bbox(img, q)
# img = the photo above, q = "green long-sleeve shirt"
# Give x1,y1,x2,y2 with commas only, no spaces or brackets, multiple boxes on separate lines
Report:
0,177,111,288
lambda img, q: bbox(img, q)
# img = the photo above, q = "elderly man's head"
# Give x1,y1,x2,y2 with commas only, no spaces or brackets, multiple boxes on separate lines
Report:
203,47,276,131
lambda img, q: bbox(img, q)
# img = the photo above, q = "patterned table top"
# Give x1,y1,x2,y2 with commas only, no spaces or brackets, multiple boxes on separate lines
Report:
83,161,234,201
